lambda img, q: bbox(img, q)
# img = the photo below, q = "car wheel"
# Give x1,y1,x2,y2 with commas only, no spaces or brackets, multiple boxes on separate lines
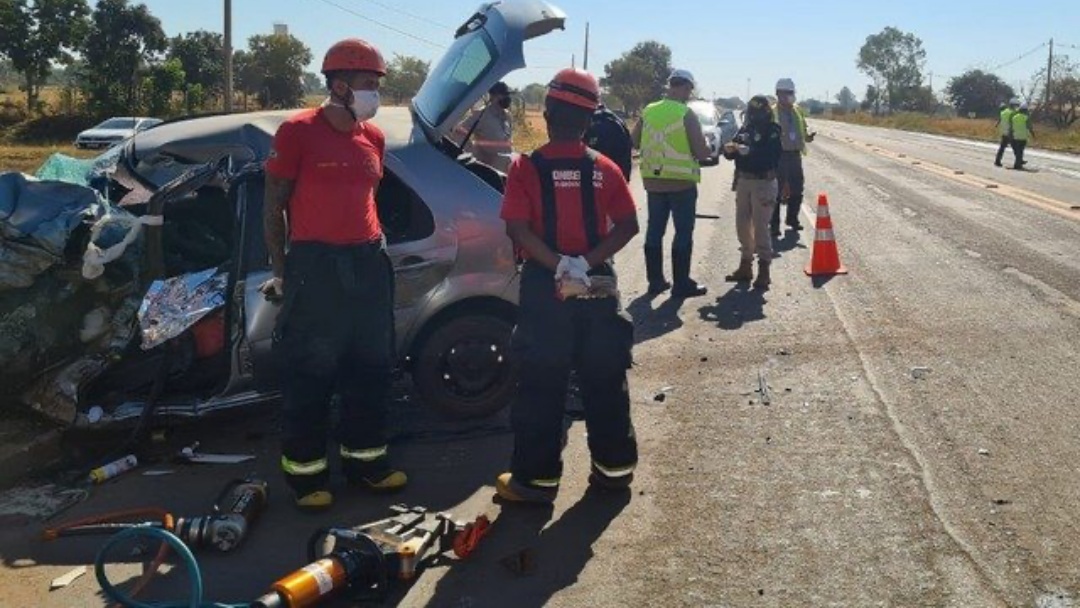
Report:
413,313,516,420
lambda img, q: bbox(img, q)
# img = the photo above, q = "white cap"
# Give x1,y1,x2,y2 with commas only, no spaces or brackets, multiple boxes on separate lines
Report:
1009,97,1020,105
776,78,796,92
1019,101,1029,110
669,69,697,88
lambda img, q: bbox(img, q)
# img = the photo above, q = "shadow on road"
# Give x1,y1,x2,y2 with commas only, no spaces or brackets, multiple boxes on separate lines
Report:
698,284,767,330
422,486,631,608
0,392,514,607
626,292,684,345
770,228,806,259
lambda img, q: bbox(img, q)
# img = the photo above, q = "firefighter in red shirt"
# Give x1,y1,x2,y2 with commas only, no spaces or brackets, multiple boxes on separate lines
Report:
261,38,405,511
496,68,640,503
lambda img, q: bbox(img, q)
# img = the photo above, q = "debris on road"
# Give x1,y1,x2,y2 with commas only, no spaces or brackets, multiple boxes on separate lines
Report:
911,366,932,380
49,566,86,590
757,371,771,405
88,454,138,484
176,442,255,465
978,448,991,456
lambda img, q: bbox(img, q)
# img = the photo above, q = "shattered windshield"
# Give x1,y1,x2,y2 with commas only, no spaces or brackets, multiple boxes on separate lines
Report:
413,28,497,130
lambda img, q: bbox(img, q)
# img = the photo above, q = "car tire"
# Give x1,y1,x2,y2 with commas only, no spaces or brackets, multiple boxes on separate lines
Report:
412,313,516,420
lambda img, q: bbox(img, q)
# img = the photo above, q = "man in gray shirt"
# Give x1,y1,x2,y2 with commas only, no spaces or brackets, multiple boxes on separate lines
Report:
455,81,515,173
770,78,815,236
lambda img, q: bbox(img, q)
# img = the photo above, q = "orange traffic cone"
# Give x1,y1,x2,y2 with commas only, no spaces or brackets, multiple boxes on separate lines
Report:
804,193,848,276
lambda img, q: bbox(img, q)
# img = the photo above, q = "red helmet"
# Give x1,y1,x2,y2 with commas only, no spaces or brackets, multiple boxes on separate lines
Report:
546,68,600,110
322,38,386,76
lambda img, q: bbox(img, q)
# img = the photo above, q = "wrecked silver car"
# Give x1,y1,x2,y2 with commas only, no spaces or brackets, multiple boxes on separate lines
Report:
2,0,570,430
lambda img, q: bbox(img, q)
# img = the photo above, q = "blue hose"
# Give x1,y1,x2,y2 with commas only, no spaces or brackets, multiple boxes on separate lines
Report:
94,526,249,608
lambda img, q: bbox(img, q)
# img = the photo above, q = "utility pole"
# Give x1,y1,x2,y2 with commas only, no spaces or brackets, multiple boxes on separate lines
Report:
583,22,590,71
1045,38,1054,108
224,0,233,113
928,71,933,94
571,53,576,69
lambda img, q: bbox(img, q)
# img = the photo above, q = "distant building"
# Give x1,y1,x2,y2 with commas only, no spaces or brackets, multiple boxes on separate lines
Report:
273,23,288,37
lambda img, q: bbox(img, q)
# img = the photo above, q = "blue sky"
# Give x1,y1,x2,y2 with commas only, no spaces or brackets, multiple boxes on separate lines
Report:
138,0,1078,103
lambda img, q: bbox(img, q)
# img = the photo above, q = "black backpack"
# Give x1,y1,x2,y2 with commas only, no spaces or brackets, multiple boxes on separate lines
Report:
585,106,633,182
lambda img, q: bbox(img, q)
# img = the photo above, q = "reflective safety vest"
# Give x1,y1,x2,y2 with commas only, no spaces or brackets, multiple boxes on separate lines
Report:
639,99,701,183
998,108,1015,137
772,105,809,155
1011,112,1030,141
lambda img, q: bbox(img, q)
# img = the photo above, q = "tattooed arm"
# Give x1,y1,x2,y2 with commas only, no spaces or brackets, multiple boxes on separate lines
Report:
260,174,294,298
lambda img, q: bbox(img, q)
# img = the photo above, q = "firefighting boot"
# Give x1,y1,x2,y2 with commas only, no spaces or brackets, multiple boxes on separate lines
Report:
496,473,557,504
724,258,754,282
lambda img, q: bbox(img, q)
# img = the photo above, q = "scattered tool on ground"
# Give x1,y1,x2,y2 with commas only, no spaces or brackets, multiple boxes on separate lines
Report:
253,504,491,607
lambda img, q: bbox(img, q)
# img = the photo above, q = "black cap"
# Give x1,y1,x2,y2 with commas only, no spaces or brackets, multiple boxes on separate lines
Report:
489,81,512,96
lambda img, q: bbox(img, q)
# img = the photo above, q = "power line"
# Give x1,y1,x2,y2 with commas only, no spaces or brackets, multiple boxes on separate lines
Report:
346,0,453,31
309,0,447,49
988,42,1048,72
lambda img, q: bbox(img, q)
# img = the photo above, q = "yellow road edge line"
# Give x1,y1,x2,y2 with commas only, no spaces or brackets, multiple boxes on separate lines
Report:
826,134,1080,223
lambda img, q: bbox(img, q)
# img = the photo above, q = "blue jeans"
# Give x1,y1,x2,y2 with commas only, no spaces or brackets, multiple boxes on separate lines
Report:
645,186,698,251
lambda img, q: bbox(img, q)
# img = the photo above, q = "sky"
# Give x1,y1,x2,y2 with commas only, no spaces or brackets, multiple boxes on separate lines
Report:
136,0,1079,103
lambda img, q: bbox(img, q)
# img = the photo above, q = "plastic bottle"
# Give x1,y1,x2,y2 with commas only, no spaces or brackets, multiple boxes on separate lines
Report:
88,454,138,484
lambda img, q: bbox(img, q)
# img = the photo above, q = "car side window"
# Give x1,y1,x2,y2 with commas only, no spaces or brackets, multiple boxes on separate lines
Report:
377,169,435,245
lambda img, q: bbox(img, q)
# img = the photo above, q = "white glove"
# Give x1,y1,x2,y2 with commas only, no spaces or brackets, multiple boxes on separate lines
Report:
555,255,592,286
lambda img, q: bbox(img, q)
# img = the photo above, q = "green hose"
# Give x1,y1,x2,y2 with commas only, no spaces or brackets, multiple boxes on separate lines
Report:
94,526,249,608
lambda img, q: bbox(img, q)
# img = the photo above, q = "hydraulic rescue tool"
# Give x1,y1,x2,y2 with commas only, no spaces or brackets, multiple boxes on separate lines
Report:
45,476,269,552
253,504,491,607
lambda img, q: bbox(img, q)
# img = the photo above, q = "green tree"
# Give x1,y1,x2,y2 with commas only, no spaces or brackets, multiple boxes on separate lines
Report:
242,33,311,109
601,41,672,115
143,57,184,116
381,53,429,105
836,86,858,111
168,30,223,101
301,71,322,95
944,70,1014,118
857,27,926,113
0,0,89,113
520,82,546,108
79,0,167,117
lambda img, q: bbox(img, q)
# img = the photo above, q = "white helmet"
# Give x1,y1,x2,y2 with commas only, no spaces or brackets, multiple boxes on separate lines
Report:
776,78,796,92
1019,101,1029,110
1009,97,1020,106
669,68,697,89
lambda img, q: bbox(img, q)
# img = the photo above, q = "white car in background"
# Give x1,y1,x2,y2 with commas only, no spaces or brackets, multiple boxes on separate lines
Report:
74,116,162,149
688,100,725,161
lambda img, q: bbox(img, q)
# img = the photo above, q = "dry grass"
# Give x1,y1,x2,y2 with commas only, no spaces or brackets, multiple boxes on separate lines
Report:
0,144,96,174
824,112,1080,154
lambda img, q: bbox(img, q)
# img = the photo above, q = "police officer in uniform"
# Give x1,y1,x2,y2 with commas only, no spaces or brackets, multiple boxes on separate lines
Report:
262,38,406,511
722,95,783,290
496,68,640,503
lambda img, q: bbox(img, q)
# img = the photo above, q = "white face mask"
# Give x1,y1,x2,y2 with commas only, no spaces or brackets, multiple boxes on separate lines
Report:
350,89,379,122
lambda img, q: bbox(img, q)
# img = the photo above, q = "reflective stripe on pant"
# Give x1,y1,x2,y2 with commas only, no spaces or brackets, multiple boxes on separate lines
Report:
508,263,638,490
773,151,805,228
735,177,777,261
274,242,395,495
644,186,698,250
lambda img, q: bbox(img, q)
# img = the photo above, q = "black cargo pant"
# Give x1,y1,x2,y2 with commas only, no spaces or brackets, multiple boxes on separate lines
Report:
273,240,395,495
995,136,1012,165
1010,139,1028,169
509,262,638,491
772,150,805,229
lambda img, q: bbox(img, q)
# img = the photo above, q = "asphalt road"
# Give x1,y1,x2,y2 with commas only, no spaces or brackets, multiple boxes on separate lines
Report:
2,120,1079,607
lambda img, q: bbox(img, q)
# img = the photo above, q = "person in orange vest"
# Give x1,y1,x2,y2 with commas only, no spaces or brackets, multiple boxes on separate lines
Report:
496,68,640,503
262,38,406,511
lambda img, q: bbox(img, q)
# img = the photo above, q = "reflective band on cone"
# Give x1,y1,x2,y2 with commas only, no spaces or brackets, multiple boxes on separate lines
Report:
805,193,848,276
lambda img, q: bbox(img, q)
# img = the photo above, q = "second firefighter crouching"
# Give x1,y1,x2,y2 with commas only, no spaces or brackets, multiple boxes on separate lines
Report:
722,95,782,290
496,67,640,504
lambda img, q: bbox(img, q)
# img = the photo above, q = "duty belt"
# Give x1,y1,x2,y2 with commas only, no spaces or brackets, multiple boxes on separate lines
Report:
737,169,777,180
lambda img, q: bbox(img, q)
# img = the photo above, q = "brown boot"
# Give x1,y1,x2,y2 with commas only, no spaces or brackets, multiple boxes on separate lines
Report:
752,259,771,290
725,258,753,282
